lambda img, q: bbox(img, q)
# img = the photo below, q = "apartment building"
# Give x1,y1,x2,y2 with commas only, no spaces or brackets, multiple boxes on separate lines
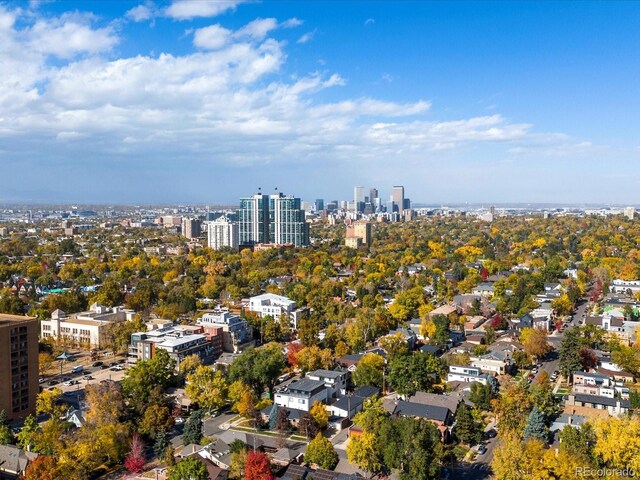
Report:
198,308,253,353
0,314,39,421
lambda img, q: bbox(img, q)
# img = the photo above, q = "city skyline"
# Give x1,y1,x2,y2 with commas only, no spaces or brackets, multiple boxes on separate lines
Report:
1,1,639,204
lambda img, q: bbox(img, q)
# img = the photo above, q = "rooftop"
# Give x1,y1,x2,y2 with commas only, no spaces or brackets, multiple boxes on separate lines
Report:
0,313,37,326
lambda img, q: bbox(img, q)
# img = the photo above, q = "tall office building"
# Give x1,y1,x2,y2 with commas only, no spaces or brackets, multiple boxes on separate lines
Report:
392,186,405,214
354,186,365,212
0,315,39,420
314,199,325,212
369,188,378,203
237,192,309,247
181,218,202,239
208,216,239,250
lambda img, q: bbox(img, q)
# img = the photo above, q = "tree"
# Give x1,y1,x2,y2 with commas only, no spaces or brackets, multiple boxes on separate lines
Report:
244,450,274,480
298,412,320,439
17,414,40,451
228,344,286,395
520,327,552,361
579,347,598,370
85,380,124,427
38,352,54,376
530,374,557,419
165,443,176,467
352,397,387,433
182,409,204,445
346,431,382,474
454,402,482,445
419,318,437,340
236,391,258,419
352,353,385,388
523,406,548,442
91,276,124,307
309,401,328,429
388,352,447,397
379,417,443,480
230,449,248,479
551,294,573,316
124,434,146,473
559,423,595,460
36,389,65,417
490,381,532,435
139,403,173,438
122,349,176,414
168,457,209,480
154,430,169,457
469,382,494,410
178,354,202,375
379,333,409,362
306,433,339,469
294,346,333,373
0,411,13,444
558,328,582,381
491,434,550,480
592,416,640,473
430,314,451,347
611,344,640,375
185,366,229,411
23,455,58,480
229,381,252,413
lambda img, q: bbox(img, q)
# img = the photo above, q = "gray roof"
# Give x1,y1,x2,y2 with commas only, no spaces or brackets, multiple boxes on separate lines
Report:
308,369,346,379
408,391,461,415
550,414,586,432
352,385,380,399
393,400,450,423
287,378,326,393
0,445,37,474
574,393,630,408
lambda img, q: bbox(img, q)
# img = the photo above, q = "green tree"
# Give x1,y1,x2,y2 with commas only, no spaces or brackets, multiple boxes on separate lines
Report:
122,349,176,414
431,314,450,347
305,433,339,469
388,352,447,397
91,276,124,307
558,328,583,382
228,344,286,395
182,409,204,446
154,430,169,457
185,366,229,411
469,382,494,411
17,414,39,450
454,403,482,445
0,409,14,444
139,404,173,438
168,457,208,480
523,406,548,442
352,353,385,388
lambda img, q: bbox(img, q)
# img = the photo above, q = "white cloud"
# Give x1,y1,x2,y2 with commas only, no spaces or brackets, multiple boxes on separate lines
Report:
0,5,602,201
297,30,316,44
364,18,375,26
193,24,231,49
165,0,246,20
382,73,393,83
281,18,303,28
126,2,157,22
27,13,118,58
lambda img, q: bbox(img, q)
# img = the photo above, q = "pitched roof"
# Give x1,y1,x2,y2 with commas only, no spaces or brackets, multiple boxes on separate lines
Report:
0,445,38,474
392,400,450,423
408,391,461,415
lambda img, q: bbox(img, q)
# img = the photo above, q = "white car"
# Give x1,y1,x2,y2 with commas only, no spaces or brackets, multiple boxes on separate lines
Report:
63,381,73,386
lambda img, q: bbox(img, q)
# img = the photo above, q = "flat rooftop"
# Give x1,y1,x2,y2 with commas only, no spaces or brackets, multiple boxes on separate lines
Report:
0,314,37,325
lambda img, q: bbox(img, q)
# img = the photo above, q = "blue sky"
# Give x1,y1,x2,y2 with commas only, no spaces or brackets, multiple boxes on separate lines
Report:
1,1,639,205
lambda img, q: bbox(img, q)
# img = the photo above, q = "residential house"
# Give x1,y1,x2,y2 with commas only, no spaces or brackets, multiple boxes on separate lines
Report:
274,379,329,412
472,283,495,297
446,365,491,386
380,327,417,350
306,369,348,398
391,401,452,439
0,445,38,480
470,351,510,375
327,386,380,419
550,413,586,433
565,393,630,417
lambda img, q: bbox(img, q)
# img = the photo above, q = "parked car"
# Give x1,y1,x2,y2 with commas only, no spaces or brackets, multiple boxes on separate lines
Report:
48,380,58,386
83,375,94,381
39,378,45,384
72,365,84,374
92,361,103,367
477,445,487,455
63,381,73,387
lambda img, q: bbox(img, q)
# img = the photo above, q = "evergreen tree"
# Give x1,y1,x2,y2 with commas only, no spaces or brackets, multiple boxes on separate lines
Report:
268,404,278,430
154,431,169,458
523,406,548,442
182,409,204,445
469,383,493,410
558,328,582,382
0,410,13,445
454,403,482,445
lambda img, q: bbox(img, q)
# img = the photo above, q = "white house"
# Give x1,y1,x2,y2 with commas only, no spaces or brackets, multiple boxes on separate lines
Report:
446,365,490,385
274,379,329,412
306,369,348,398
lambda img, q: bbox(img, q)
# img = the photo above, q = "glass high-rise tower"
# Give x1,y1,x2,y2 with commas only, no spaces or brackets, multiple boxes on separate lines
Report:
237,192,309,247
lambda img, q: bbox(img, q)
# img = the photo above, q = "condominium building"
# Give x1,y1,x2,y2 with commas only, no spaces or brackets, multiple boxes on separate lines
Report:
237,192,309,247
207,216,239,250
345,220,371,248
181,218,202,239
248,293,307,329
198,308,254,353
0,314,39,420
